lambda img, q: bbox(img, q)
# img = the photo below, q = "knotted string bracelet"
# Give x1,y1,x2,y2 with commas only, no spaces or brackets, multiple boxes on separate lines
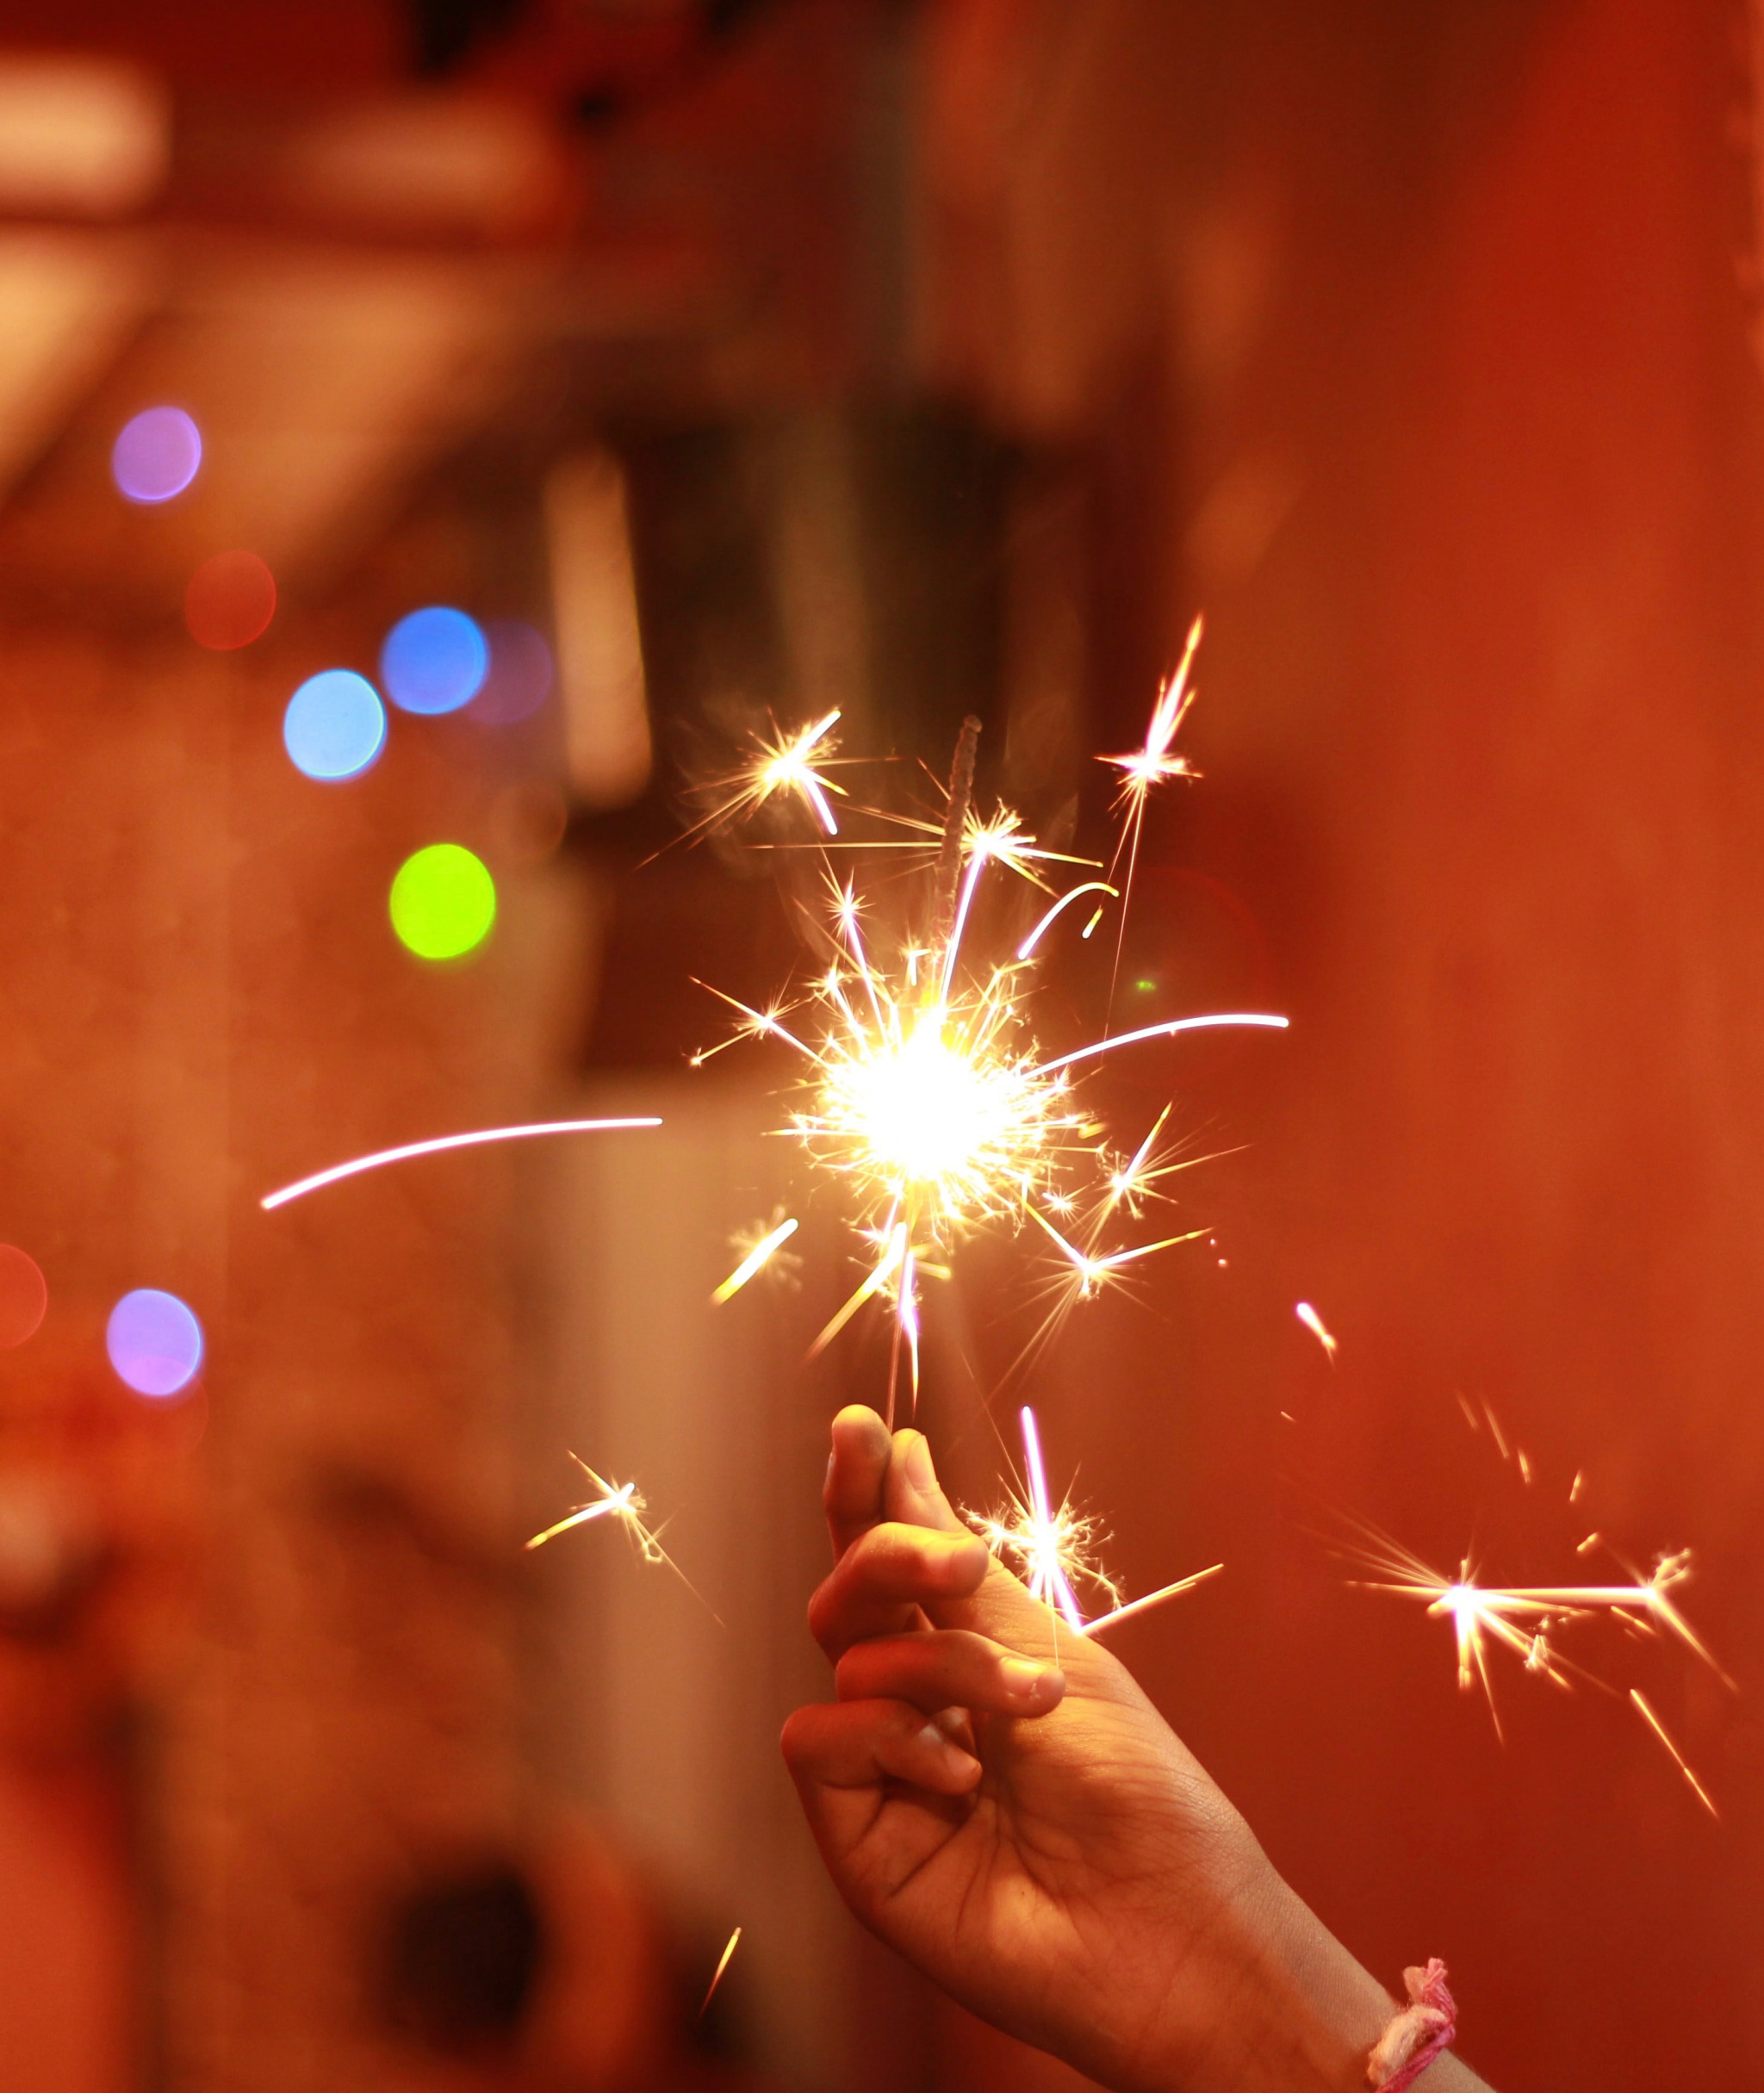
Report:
1366,1959,1457,2090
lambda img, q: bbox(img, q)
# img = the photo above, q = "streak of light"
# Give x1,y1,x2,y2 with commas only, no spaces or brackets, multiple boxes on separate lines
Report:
1630,1690,1717,1817
1077,1562,1224,1636
699,1927,742,2019
1032,1011,1288,1078
808,1222,907,1357
260,1118,662,1209
1016,882,1118,960
1482,1402,1511,1463
1295,1301,1337,1360
1029,1205,1209,1301
711,1216,800,1303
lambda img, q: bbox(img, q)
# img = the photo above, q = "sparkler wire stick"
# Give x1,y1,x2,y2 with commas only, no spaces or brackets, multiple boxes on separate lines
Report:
931,714,983,944
260,1118,662,1209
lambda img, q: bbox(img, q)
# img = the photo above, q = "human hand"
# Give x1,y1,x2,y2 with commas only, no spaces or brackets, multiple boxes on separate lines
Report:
782,1408,1422,2093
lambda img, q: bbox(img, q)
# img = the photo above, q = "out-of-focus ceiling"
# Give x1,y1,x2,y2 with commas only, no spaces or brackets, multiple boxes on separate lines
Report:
0,3,854,608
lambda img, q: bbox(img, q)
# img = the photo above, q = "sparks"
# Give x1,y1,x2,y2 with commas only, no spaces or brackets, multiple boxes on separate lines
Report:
1295,1301,1338,1360
1097,614,1203,1004
712,1216,801,1303
526,1455,668,1561
1630,1690,1717,1817
967,1407,1221,1651
699,1925,743,2019
260,1118,662,1209
1346,1521,1728,1807
1100,616,1204,817
526,1453,720,1622
696,710,848,838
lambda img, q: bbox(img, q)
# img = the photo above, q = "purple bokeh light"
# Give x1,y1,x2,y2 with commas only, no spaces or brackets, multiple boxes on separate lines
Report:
112,407,202,504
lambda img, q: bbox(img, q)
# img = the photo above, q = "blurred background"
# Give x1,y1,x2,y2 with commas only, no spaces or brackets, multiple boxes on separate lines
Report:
0,1,1760,2088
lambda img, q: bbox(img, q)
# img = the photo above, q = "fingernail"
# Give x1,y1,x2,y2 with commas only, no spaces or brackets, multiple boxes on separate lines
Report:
904,1432,937,1497
1000,1656,1060,1700
918,1721,980,1776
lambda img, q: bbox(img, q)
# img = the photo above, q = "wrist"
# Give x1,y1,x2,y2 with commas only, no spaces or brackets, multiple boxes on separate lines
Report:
1127,1867,1397,2093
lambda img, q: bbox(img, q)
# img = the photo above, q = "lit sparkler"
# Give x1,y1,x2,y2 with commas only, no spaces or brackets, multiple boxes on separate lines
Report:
968,1407,1222,1651
1347,1522,1727,1813
689,661,1286,1419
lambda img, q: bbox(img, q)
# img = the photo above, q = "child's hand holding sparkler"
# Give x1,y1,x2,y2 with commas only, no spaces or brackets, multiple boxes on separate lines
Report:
783,1408,1494,2093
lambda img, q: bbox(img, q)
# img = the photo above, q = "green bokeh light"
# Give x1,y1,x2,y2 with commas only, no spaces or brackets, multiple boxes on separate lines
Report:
389,843,496,960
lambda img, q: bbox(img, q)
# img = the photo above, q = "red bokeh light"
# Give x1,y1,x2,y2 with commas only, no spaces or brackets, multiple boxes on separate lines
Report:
183,550,276,650
0,1246,48,1349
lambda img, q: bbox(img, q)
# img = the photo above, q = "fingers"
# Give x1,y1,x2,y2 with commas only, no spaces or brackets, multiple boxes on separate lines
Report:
835,1629,1065,1719
808,1522,990,1660
780,1698,982,1798
884,1428,971,1537
825,1406,893,1559
878,1428,1074,1651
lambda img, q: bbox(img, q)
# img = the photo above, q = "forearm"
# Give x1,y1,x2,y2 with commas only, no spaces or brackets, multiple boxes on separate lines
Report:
1124,1869,1496,2093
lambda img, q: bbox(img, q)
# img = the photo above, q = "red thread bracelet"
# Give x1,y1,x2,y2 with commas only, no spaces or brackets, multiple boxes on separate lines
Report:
1366,1959,1457,2090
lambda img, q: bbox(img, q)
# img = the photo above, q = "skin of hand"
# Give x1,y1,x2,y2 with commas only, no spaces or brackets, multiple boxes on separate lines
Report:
782,1408,1492,2093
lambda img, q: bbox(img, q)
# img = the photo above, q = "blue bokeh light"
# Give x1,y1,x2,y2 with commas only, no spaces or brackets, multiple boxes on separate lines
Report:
113,407,202,504
283,670,387,781
469,620,555,724
107,1289,203,1399
381,606,488,716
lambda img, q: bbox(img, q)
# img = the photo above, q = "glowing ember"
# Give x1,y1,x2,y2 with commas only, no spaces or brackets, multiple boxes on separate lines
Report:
699,1925,743,2019
1295,1301,1338,1359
